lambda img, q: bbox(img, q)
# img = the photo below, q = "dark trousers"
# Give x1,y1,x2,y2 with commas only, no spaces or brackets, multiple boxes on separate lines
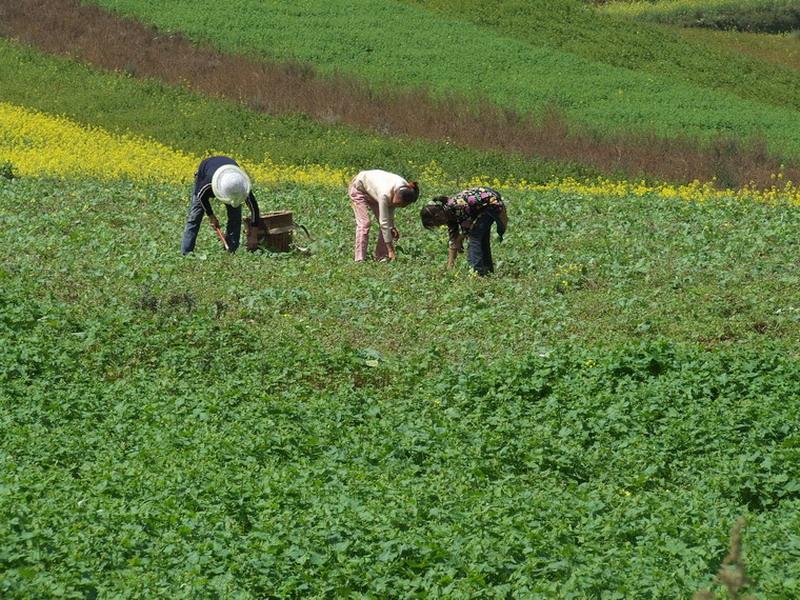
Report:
180,192,242,254
467,211,495,276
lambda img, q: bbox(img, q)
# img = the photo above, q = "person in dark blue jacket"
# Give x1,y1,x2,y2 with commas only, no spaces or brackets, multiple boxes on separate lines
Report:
180,156,261,254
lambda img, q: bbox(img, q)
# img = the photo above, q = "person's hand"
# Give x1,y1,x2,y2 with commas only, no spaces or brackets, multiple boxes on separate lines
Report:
209,216,220,229
387,245,397,261
497,208,508,242
246,236,259,252
391,227,400,241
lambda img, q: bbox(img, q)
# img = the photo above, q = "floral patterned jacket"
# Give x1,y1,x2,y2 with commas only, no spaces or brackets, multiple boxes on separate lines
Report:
444,187,505,240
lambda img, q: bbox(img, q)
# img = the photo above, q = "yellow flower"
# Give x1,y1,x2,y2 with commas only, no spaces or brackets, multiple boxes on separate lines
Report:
0,102,348,187
3,101,800,207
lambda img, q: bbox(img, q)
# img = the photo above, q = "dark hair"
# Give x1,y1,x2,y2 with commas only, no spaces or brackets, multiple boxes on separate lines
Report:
420,202,450,229
397,181,420,205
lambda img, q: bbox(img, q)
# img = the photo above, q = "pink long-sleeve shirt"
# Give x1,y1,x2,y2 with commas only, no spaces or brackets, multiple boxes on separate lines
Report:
351,169,409,243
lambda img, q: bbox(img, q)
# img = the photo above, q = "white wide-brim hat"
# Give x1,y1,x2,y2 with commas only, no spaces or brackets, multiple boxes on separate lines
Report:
211,165,251,207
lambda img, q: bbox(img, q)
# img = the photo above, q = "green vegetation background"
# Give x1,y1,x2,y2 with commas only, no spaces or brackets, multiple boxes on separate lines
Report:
0,39,592,185
600,0,800,34
85,0,800,156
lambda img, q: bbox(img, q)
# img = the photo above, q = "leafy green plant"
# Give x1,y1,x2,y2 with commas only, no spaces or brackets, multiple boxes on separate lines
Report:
3,176,800,596
0,161,16,180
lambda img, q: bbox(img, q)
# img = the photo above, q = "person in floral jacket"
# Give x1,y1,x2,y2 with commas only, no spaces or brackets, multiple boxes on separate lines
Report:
420,186,508,275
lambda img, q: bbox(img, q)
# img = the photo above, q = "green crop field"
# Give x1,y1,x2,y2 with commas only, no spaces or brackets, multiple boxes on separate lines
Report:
84,0,800,156
0,39,590,187
601,0,800,33
676,28,800,71
405,0,800,110
3,0,800,597
2,176,800,597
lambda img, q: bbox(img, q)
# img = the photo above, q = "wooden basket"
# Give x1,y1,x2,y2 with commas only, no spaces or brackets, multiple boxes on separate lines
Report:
245,210,309,252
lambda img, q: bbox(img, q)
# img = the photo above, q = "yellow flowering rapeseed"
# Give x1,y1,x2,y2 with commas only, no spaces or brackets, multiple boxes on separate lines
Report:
0,102,348,187
0,102,196,182
463,174,800,207
2,101,800,206
240,159,347,188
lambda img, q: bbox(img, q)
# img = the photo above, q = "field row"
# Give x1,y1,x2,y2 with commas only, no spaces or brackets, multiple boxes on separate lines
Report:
407,0,800,104
5,172,800,351
80,0,800,157
3,101,800,207
0,38,589,188
0,102,346,188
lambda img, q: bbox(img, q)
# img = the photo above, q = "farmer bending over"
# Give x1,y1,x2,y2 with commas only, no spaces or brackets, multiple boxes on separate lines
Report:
181,156,260,254
348,169,419,262
420,186,508,276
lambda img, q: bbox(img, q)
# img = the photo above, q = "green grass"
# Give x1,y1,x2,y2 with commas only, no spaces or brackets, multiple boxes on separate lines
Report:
677,27,800,72
0,38,593,186
82,0,800,157
601,0,800,33
2,175,800,597
406,0,800,111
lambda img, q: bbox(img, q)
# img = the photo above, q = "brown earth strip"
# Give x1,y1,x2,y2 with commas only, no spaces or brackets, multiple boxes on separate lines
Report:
0,0,797,187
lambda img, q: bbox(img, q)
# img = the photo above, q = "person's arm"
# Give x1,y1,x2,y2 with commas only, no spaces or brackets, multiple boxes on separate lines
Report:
246,191,260,225
197,184,218,227
448,223,464,268
448,237,465,268
496,206,508,239
378,194,396,260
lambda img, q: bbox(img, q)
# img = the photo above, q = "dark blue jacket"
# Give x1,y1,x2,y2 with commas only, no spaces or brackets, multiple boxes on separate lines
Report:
193,156,260,223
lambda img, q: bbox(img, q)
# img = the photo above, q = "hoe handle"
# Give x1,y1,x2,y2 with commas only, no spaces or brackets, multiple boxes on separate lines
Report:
212,224,229,251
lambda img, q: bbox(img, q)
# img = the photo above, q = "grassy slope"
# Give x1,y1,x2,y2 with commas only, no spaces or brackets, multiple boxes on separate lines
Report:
600,0,800,33
406,0,800,109
83,0,800,156
678,27,800,72
0,39,587,184
2,176,800,597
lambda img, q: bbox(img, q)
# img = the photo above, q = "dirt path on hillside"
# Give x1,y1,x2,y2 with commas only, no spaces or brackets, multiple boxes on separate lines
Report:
0,0,796,187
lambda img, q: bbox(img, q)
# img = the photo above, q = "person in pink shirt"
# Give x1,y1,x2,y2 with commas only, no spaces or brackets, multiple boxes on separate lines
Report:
348,169,419,262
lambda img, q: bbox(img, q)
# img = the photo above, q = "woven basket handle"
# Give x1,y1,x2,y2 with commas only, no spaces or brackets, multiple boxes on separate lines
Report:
292,222,313,241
